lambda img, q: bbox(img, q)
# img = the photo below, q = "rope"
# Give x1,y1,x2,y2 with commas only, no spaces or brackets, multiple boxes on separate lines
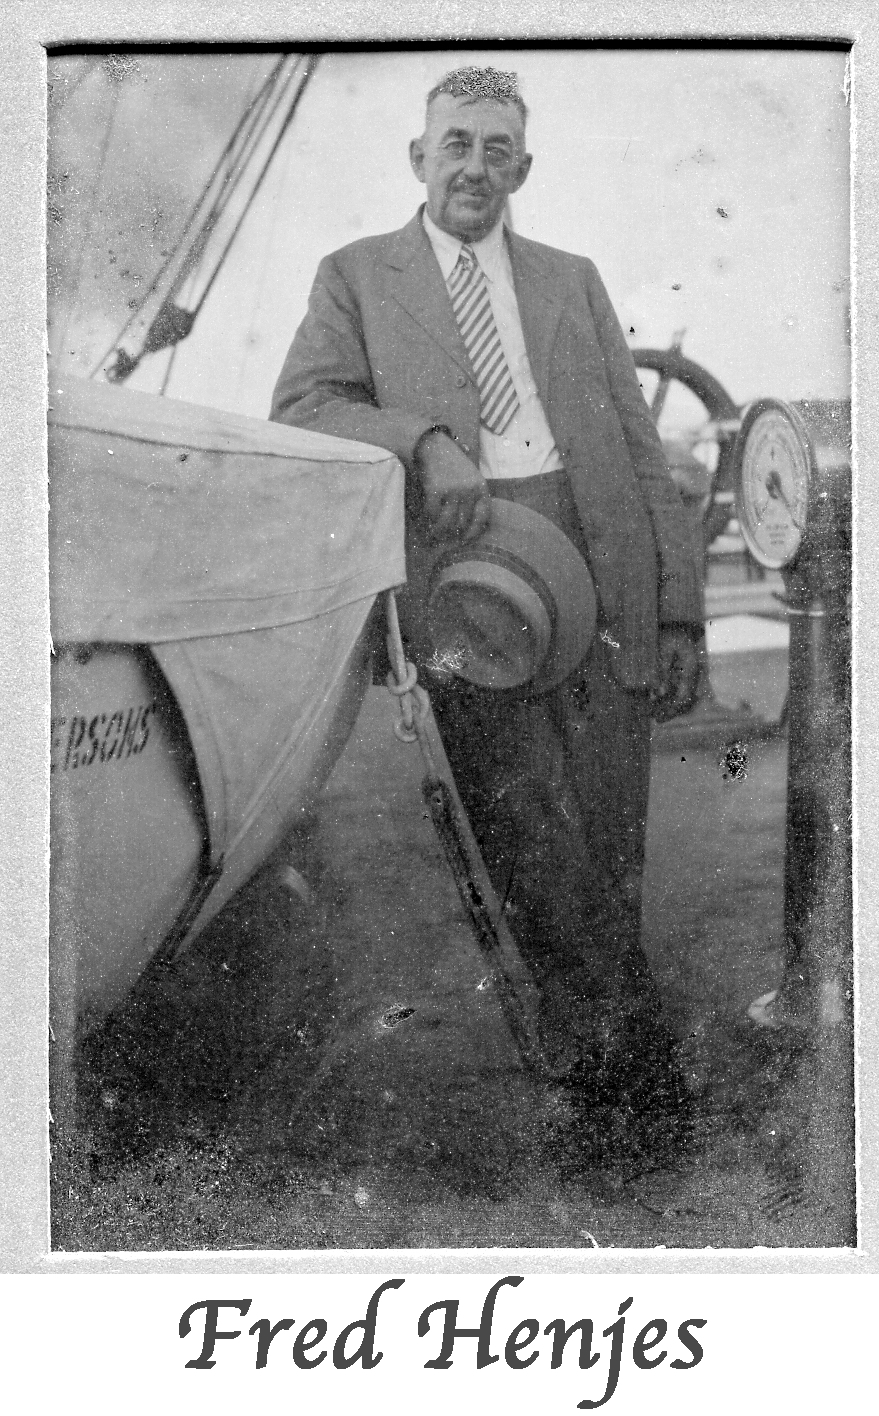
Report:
383,590,432,751
382,589,545,1077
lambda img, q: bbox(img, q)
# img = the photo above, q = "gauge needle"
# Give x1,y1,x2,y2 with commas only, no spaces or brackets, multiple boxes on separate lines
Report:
765,468,804,529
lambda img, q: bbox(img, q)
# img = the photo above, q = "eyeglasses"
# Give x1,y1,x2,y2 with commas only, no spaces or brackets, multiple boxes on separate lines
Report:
441,139,516,169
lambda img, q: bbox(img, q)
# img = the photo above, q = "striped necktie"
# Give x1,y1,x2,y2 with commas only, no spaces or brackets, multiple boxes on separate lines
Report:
448,244,519,436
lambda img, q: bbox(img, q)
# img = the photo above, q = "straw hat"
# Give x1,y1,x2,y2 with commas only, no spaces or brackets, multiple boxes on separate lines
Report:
422,498,596,692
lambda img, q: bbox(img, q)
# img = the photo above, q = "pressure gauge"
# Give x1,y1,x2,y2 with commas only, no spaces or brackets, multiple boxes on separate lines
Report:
733,398,815,571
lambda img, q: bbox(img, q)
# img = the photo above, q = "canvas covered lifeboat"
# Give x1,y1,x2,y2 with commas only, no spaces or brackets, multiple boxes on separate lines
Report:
49,374,405,1026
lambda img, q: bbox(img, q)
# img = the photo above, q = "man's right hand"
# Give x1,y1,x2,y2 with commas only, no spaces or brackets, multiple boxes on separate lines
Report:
415,430,491,542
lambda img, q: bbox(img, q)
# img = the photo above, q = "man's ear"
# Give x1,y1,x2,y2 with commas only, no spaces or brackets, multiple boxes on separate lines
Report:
409,137,426,183
509,151,533,194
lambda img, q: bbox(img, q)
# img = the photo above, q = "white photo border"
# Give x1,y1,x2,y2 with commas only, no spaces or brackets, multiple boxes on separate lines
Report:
2,0,876,1277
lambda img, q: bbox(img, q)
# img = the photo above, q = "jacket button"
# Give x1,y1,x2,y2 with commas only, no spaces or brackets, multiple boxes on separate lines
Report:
455,373,467,387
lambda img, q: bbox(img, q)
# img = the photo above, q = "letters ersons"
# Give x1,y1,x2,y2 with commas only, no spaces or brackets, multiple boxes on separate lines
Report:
50,701,154,773
179,1278,706,1406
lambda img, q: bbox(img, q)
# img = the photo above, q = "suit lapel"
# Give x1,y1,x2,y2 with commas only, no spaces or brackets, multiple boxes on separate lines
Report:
384,214,567,397
506,233,566,410
384,213,471,376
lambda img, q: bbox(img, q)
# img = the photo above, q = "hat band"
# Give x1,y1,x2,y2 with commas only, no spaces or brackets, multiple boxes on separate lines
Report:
432,543,558,642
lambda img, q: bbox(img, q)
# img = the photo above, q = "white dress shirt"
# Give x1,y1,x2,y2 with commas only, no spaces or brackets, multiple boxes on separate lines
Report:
423,209,564,481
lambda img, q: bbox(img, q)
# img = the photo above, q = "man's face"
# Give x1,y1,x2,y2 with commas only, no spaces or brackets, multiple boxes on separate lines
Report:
409,93,532,242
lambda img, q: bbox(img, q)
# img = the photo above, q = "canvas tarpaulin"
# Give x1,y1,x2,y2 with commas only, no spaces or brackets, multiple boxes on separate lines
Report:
49,376,406,933
49,376,405,645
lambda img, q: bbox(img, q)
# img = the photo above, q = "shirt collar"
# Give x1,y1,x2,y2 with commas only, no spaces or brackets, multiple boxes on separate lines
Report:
422,207,507,283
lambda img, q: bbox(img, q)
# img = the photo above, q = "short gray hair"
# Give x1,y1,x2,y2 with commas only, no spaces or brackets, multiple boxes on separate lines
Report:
426,66,528,124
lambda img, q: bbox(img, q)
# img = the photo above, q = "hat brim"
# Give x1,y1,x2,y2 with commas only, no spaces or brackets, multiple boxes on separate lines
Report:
426,497,596,693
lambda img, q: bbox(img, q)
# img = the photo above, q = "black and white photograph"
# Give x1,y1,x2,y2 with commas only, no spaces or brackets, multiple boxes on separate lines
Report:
40,41,855,1257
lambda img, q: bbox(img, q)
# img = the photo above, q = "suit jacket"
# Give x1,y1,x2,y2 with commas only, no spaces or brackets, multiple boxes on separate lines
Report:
270,209,702,688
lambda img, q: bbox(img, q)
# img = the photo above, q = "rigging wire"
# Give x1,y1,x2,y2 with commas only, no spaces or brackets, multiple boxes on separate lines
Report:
188,54,318,322
158,341,179,398
89,53,319,384
88,55,288,375
145,57,292,375
169,59,304,313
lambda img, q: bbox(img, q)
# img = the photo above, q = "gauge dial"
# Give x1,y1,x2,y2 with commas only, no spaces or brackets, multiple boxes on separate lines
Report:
734,400,814,570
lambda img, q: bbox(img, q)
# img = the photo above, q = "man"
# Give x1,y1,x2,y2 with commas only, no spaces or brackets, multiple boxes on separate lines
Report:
271,67,702,1159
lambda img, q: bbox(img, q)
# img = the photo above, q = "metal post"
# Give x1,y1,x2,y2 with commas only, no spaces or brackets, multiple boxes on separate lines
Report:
771,500,853,1240
780,559,851,1030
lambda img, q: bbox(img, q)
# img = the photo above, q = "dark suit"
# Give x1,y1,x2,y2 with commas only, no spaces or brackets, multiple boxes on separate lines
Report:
271,209,702,1079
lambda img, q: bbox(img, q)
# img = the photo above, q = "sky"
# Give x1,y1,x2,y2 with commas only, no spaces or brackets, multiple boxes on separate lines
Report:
48,46,850,422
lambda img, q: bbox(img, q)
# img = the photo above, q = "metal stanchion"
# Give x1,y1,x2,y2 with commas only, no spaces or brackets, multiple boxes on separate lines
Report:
734,397,852,1237
734,401,851,1033
775,561,851,1032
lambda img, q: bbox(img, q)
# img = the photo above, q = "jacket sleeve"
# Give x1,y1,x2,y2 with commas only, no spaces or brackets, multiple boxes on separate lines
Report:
582,259,703,627
270,249,437,466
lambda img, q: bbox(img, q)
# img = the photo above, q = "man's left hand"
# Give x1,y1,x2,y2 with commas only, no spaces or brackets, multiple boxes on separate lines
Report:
652,627,701,722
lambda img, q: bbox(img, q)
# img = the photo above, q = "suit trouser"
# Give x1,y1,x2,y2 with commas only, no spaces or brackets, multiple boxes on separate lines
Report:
425,471,663,1049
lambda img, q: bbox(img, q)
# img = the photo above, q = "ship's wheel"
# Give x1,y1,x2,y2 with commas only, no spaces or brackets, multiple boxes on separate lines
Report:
633,343,740,550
